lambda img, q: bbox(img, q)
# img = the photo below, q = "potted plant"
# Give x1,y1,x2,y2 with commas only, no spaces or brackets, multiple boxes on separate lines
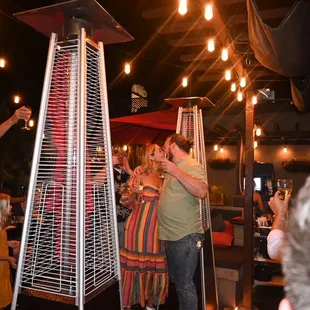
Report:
209,185,230,206
282,157,310,173
208,158,236,170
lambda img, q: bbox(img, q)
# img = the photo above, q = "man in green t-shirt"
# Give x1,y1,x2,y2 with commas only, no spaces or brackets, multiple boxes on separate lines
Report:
159,134,208,310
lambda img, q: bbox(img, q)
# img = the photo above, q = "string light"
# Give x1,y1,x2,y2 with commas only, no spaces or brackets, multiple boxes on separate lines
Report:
123,145,128,152
221,48,228,61
204,3,213,20
231,82,236,92
207,39,215,52
237,90,243,102
14,95,20,104
225,69,231,81
178,0,187,15
256,127,262,136
182,77,188,87
29,119,34,128
283,145,287,153
213,144,218,151
254,141,258,149
0,58,5,68
124,63,131,74
252,95,257,105
220,146,224,153
240,76,246,88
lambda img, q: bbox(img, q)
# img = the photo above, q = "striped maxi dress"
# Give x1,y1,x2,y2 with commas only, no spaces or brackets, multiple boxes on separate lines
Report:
120,185,169,308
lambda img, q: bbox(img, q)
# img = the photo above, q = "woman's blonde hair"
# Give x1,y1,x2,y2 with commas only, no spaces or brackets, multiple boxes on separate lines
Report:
140,144,157,174
0,193,11,228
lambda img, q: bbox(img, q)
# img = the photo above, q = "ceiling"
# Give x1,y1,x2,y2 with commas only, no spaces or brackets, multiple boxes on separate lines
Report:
0,0,303,119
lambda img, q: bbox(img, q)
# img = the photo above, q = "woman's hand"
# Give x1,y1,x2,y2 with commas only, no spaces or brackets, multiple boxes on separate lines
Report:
269,191,291,217
8,240,20,249
8,256,17,269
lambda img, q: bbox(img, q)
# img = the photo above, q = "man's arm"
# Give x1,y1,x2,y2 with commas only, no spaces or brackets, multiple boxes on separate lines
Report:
161,159,208,199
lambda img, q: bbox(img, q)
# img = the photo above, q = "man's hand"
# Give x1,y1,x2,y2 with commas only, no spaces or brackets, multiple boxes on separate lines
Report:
8,240,20,249
12,106,31,123
160,158,178,177
133,166,143,178
8,256,17,269
269,191,291,217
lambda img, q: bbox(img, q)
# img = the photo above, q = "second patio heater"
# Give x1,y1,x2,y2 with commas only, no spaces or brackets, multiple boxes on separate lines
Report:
11,1,133,309
165,97,219,310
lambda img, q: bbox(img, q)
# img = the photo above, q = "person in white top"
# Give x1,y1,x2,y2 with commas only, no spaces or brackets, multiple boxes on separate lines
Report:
267,191,290,260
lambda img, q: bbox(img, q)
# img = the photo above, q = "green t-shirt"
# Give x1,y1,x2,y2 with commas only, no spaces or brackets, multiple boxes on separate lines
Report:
158,156,207,241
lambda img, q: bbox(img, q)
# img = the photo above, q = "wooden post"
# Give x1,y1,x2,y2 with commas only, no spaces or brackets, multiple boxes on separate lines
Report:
239,93,254,309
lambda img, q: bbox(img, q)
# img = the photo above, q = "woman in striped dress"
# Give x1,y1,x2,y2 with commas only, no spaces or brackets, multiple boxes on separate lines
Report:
120,144,168,310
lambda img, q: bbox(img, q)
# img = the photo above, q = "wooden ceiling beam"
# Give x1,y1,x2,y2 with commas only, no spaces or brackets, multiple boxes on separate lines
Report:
180,52,218,62
169,36,212,47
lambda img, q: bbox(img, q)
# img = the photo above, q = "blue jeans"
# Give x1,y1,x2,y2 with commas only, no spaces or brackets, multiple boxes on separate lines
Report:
165,233,205,310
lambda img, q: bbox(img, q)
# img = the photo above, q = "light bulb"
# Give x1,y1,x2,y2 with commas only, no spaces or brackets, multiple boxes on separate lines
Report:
29,119,34,127
237,91,243,102
256,127,262,136
220,146,224,153
283,145,287,153
124,63,131,74
204,3,213,20
231,83,236,92
123,145,128,152
252,95,257,105
225,69,231,81
14,95,20,104
0,58,5,68
221,48,228,61
254,141,258,149
207,39,215,52
240,76,246,88
182,77,188,87
178,0,187,15
214,144,218,151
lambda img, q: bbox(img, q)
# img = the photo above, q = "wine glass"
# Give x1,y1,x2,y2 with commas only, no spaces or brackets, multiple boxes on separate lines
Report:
21,106,32,130
159,153,168,179
132,177,144,204
277,179,293,199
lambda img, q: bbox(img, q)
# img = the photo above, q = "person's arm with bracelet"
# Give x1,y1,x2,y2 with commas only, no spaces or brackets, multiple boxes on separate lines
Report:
267,191,290,260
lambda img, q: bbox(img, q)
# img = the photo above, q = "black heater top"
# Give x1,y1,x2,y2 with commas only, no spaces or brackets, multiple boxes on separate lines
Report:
14,0,133,44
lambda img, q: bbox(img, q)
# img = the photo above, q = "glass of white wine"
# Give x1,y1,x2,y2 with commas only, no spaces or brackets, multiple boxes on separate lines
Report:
21,106,32,130
277,179,293,199
159,153,168,179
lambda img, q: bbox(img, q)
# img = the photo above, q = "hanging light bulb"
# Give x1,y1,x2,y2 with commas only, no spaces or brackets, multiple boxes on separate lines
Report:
0,58,5,68
178,0,187,15
225,69,231,81
207,39,215,52
254,141,258,149
240,76,246,88
221,48,228,61
256,127,262,136
283,145,287,153
220,146,224,153
252,95,258,105
204,3,213,20
14,95,20,104
124,63,131,74
214,144,218,151
231,82,237,92
182,77,188,87
237,91,243,102
29,119,34,128
123,145,128,152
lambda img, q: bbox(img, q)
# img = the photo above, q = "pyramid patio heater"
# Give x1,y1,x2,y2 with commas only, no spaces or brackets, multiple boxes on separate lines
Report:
165,97,219,310
11,1,133,309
